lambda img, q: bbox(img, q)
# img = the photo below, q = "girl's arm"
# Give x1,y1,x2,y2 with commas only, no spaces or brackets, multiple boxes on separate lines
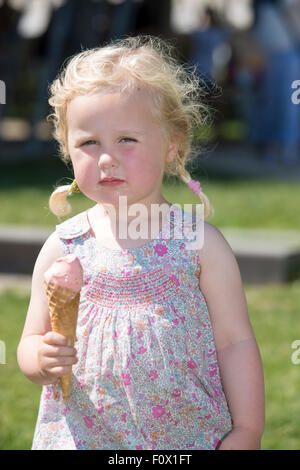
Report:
199,223,265,450
17,232,77,385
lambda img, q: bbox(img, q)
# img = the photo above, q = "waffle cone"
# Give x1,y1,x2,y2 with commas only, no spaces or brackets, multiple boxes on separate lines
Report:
45,281,80,402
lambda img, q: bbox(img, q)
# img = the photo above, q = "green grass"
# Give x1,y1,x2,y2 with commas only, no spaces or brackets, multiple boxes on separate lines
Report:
0,290,41,450
0,282,300,449
1,159,300,229
246,280,300,450
164,175,300,230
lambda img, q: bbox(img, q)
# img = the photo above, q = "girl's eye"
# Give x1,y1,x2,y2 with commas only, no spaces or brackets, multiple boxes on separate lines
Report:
120,137,137,143
81,140,98,146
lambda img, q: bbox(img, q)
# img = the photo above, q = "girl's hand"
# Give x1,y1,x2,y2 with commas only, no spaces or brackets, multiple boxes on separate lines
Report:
37,332,78,384
217,427,262,450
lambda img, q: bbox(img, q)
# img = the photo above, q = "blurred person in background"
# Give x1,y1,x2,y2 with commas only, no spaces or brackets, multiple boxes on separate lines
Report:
251,0,300,166
188,7,229,88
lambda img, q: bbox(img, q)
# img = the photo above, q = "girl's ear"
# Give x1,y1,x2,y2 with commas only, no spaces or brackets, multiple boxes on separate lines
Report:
166,138,180,163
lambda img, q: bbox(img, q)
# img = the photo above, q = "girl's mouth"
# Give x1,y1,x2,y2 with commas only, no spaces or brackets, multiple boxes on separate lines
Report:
99,179,124,187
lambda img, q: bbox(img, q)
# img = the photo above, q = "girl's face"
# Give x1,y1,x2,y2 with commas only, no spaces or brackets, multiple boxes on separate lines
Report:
66,89,177,211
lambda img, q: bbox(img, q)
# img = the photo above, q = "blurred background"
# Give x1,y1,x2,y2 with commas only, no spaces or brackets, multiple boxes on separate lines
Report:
0,0,300,450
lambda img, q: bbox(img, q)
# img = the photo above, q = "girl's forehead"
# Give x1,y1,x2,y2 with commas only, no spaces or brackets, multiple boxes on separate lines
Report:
68,87,150,108
66,88,162,128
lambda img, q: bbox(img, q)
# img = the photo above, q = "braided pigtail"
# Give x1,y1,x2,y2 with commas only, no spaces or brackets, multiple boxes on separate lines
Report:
176,160,214,219
49,179,80,217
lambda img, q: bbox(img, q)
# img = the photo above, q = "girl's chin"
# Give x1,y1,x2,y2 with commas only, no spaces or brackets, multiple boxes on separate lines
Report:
90,190,143,208
93,196,125,208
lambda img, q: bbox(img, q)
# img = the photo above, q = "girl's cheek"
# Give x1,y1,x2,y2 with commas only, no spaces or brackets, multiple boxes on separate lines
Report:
80,165,93,180
73,163,93,186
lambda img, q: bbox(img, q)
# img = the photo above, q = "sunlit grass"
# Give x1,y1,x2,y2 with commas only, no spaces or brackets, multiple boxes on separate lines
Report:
1,162,300,230
245,280,300,449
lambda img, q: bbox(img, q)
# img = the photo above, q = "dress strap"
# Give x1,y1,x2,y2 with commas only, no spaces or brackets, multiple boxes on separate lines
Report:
56,210,90,240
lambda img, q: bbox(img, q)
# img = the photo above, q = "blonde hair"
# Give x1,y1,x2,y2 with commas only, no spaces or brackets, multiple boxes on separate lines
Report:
47,35,214,218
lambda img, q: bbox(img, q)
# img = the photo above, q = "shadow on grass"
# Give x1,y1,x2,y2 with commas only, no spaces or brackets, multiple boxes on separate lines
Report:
0,157,73,190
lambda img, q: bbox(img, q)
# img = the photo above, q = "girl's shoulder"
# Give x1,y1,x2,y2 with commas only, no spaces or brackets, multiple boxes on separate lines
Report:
199,222,234,260
198,221,239,280
56,209,90,240
28,231,64,309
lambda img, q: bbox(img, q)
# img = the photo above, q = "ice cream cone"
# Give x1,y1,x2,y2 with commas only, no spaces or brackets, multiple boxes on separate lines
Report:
45,281,80,402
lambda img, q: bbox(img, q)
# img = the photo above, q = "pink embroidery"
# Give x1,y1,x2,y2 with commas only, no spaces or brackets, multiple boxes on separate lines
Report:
84,416,94,428
138,346,146,354
154,244,168,256
187,359,198,369
152,406,166,418
149,370,158,381
121,373,131,386
170,275,180,287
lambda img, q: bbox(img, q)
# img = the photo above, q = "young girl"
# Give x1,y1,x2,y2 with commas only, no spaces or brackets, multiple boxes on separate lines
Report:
17,36,265,450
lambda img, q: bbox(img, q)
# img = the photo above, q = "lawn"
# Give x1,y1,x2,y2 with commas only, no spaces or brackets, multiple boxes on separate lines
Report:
1,158,300,229
0,281,300,450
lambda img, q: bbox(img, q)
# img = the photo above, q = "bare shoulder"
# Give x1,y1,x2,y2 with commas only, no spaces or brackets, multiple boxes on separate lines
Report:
198,221,242,289
198,221,236,268
33,230,64,276
20,231,64,339
30,230,64,303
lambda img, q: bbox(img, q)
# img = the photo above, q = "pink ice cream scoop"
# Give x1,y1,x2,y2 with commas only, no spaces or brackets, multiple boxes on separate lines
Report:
44,253,83,402
44,254,83,292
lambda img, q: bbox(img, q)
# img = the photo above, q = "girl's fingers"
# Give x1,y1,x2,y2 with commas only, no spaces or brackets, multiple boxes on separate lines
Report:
45,345,77,357
43,331,70,346
50,365,73,377
46,355,78,368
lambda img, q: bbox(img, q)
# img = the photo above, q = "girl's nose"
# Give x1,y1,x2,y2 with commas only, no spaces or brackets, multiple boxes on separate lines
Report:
98,152,118,169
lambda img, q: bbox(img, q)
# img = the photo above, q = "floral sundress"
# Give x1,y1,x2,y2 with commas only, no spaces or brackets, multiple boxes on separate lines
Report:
32,204,232,450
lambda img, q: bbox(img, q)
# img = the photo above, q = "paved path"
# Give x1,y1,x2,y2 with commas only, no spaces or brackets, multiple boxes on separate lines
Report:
195,143,300,181
0,274,32,293
0,223,299,287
